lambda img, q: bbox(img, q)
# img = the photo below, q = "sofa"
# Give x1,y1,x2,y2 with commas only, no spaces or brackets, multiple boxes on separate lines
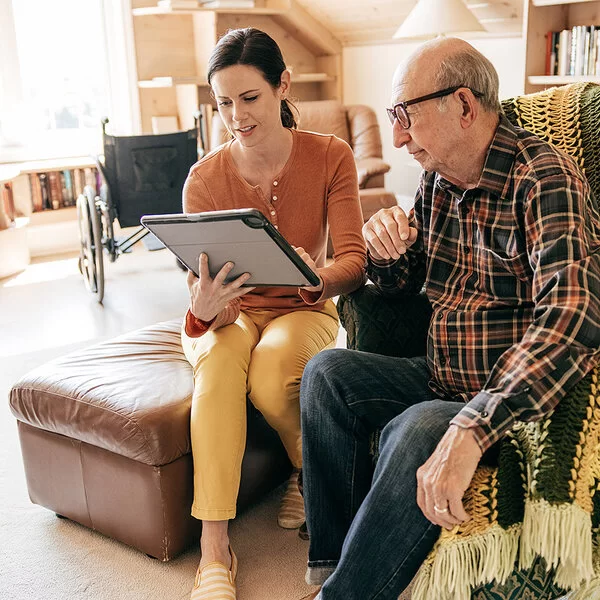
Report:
337,83,600,599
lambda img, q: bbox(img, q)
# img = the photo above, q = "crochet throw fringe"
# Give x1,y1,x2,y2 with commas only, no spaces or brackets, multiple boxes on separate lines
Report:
412,525,520,600
519,500,594,589
412,365,600,600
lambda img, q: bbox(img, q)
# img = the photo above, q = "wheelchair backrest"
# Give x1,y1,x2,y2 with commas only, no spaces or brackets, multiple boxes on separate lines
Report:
102,127,199,228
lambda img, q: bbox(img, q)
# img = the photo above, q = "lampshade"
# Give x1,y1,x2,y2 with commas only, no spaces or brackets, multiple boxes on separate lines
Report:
393,0,485,39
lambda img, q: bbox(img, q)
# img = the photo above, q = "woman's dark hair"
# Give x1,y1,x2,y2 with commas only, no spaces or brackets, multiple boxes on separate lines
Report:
207,27,297,129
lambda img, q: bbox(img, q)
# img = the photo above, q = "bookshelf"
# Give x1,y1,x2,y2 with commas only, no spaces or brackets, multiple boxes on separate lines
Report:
0,157,99,261
131,0,343,133
523,0,600,93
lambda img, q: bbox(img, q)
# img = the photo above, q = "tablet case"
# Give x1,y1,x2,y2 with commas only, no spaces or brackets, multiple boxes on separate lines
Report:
140,209,320,287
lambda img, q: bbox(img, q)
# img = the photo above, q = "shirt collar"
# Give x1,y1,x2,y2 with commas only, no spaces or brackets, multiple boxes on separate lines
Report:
474,114,519,198
435,115,518,200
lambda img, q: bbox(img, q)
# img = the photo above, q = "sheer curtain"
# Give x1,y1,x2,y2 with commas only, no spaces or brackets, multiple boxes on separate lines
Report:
0,0,140,163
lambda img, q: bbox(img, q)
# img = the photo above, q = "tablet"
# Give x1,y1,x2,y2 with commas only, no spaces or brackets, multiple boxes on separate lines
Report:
140,208,320,287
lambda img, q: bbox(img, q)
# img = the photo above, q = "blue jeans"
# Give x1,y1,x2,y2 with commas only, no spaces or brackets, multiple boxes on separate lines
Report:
301,349,465,600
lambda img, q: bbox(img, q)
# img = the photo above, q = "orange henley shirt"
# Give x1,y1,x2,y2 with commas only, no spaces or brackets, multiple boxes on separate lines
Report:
183,129,367,336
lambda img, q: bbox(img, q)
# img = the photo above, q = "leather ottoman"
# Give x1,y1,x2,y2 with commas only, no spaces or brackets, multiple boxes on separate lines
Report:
9,318,291,561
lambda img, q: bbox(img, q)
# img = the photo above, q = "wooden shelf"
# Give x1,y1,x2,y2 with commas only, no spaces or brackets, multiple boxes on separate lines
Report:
132,0,342,132
138,72,334,88
28,206,78,227
133,0,290,16
0,157,96,176
532,0,596,6
528,75,600,84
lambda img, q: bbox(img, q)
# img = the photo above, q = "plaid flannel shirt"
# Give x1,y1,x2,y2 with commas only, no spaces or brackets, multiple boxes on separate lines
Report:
367,116,600,451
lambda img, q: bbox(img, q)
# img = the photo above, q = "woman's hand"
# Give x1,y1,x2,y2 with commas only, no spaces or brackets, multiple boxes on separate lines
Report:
187,253,255,322
294,246,323,293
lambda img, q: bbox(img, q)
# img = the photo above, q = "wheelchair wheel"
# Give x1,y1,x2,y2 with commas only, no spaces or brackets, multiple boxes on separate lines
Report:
77,186,105,302
99,182,117,262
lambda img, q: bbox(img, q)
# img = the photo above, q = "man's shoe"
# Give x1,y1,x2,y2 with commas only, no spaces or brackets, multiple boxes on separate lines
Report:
191,546,238,600
278,468,305,529
298,521,309,541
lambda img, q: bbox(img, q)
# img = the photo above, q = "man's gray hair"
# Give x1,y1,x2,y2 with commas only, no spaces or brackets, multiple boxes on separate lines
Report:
434,47,501,114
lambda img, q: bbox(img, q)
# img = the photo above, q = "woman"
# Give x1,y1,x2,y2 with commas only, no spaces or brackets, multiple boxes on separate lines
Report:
182,27,366,600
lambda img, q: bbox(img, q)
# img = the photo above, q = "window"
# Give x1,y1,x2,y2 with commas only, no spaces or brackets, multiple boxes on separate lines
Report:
0,0,140,163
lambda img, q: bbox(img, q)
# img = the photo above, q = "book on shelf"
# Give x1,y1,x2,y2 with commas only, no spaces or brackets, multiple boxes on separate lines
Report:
25,167,99,213
73,169,84,200
546,25,599,77
1,182,15,223
47,171,63,210
198,103,214,154
29,174,43,212
38,173,51,210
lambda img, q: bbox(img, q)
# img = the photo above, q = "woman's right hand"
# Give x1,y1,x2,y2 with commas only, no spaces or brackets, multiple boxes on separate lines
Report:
187,253,255,322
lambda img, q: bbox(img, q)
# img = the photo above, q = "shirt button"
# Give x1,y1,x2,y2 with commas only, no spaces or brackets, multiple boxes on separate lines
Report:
272,195,277,201
464,247,471,254
480,410,489,418
436,313,443,321
270,210,276,216
273,180,278,186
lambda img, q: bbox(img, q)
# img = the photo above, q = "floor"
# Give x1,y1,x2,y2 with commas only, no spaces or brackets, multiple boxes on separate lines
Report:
0,245,358,600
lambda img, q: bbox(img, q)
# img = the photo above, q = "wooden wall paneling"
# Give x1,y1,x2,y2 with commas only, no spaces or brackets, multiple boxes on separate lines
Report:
216,14,319,76
272,0,342,56
139,88,178,133
316,54,342,100
192,12,218,80
523,1,568,92
567,1,600,26
133,14,196,81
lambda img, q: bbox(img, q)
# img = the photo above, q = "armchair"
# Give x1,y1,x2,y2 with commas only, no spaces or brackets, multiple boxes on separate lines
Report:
296,100,397,223
338,82,600,600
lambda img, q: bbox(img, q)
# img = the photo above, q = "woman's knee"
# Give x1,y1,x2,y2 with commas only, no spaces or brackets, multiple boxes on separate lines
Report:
302,348,355,388
300,348,361,420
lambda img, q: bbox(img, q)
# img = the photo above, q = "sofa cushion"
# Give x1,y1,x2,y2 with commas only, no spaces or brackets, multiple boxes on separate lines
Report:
9,319,193,467
297,100,351,144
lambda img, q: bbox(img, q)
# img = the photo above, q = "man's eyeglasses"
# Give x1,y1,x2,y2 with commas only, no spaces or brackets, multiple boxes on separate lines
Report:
386,85,484,130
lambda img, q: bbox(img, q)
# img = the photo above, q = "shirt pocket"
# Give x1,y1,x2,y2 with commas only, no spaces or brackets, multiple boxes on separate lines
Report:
482,248,531,281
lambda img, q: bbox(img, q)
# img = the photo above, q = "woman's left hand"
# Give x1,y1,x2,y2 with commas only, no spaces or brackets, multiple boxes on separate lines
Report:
294,246,323,293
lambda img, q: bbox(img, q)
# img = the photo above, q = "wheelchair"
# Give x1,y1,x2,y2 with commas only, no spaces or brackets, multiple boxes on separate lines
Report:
77,115,203,302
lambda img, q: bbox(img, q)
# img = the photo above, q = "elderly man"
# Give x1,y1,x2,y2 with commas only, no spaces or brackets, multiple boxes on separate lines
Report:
299,37,600,600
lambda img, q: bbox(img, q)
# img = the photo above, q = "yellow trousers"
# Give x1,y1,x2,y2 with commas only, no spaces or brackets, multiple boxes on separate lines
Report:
181,300,339,521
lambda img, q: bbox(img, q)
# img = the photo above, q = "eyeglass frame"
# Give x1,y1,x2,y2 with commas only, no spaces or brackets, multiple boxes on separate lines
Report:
386,85,484,130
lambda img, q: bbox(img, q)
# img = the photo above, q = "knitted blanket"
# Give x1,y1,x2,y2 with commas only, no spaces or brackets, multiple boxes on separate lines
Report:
411,367,600,600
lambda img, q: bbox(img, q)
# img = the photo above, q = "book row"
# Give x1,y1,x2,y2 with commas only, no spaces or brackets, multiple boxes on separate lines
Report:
546,26,600,77
28,167,101,213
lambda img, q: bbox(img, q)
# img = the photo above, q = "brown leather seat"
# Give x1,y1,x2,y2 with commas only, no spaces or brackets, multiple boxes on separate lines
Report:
9,318,291,561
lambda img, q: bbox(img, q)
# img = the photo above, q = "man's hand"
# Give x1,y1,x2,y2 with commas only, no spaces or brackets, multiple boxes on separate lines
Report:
362,206,418,261
416,425,483,530
294,246,323,293
187,253,255,322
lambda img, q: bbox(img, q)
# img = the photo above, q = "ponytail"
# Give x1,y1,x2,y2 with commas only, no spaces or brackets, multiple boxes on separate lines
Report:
281,99,298,129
